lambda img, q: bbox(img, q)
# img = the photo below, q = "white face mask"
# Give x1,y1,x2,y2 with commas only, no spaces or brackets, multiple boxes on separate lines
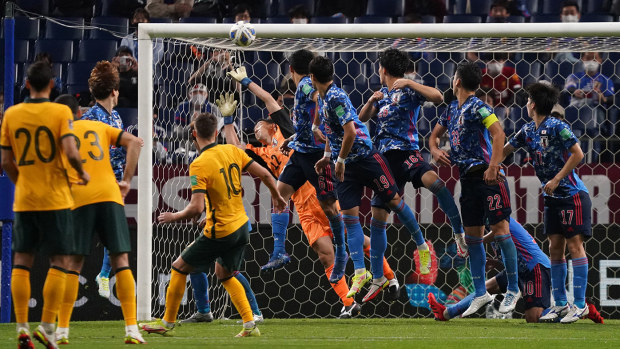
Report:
292,18,308,24
191,94,207,105
583,60,600,73
487,62,504,76
561,15,579,23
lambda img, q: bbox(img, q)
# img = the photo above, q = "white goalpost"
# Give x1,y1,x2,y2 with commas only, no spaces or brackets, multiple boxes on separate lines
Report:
136,22,620,321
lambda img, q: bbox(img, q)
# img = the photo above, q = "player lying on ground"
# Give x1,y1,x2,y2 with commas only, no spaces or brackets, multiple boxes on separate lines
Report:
141,113,286,337
310,55,426,299
502,82,593,324
1,61,89,349
429,61,520,317
358,48,468,302
428,218,550,323
54,92,145,344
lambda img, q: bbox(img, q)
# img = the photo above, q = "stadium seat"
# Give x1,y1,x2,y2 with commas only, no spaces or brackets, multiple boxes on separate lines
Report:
180,17,218,23
527,0,539,14
354,16,393,23
44,17,85,40
542,0,582,14
443,15,482,23
563,106,585,137
35,39,74,62
311,16,348,24
67,84,89,96
278,0,315,17
243,105,267,130
580,14,614,22
77,40,118,62
150,18,173,23
90,17,129,40
265,17,290,23
67,62,96,86
15,0,50,16
531,15,561,22
454,0,492,16
516,61,542,86
366,0,404,17
116,108,138,128
12,17,40,40
99,0,115,16
397,15,436,23
487,15,525,23
587,0,606,13
14,39,31,63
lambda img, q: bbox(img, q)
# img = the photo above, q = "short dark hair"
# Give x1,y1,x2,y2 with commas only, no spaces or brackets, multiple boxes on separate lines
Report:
116,45,133,57
88,61,120,100
526,83,559,116
490,0,508,10
26,61,53,92
288,4,309,18
34,52,53,65
379,48,410,78
288,49,314,75
54,94,79,116
194,112,218,139
455,61,482,91
133,8,150,21
562,0,580,12
308,56,334,84
233,3,251,16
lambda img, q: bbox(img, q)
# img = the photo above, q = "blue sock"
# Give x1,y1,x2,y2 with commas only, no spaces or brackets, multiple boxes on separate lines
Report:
494,233,519,293
448,293,475,319
572,257,588,308
271,208,289,255
392,199,425,247
465,235,487,296
429,180,464,235
99,247,112,278
369,218,387,279
550,259,568,306
343,214,365,270
189,272,210,313
327,213,346,254
234,272,261,316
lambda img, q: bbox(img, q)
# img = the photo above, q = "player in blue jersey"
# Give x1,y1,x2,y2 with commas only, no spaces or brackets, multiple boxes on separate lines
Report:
429,61,520,317
503,82,592,323
311,55,426,298
359,48,468,302
428,218,551,323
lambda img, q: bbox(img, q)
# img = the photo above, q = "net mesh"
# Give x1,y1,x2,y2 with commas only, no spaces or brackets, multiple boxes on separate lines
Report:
146,33,620,320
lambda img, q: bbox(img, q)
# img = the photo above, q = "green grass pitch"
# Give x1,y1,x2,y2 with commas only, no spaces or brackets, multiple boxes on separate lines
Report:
1,319,618,348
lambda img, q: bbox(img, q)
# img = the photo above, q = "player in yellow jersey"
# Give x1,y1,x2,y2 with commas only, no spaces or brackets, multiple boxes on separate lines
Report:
0,62,89,349
52,94,144,344
140,112,285,337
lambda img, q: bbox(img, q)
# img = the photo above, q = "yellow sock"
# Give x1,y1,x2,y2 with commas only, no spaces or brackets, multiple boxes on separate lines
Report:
41,267,67,324
11,267,31,324
57,271,80,328
325,265,353,307
115,268,137,326
221,276,253,323
163,269,187,324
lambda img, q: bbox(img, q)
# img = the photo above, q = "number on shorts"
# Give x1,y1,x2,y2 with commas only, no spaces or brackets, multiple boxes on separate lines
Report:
561,210,574,225
487,194,503,211
526,281,534,296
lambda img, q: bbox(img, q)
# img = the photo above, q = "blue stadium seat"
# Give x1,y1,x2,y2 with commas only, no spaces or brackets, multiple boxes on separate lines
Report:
77,40,118,62
14,40,31,63
15,0,50,16
242,105,267,130
366,0,404,17
354,16,393,23
13,17,40,40
35,40,74,62
563,106,585,137
542,0,582,14
527,0,539,13
67,84,89,96
531,15,560,22
397,15,436,23
516,61,542,86
100,0,115,16
580,14,614,22
587,0,605,13
278,0,315,16
487,15,525,23
90,17,129,40
454,0,492,16
116,108,139,128
311,16,348,23
45,17,84,40
180,17,218,23
265,17,290,23
443,15,482,23
150,18,174,23
67,62,96,86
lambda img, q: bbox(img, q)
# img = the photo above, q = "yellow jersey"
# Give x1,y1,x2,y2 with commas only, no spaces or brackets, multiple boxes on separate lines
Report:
0,99,75,211
66,120,124,209
190,143,254,239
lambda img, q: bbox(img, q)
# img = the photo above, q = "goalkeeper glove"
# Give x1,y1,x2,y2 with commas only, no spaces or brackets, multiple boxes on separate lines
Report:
215,92,238,125
227,66,252,87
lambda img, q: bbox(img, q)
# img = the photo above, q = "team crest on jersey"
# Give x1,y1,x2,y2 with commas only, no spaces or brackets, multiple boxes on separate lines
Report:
540,136,549,148
272,138,278,147
391,92,402,105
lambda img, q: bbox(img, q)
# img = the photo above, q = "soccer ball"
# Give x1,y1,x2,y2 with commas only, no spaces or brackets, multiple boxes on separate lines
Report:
229,21,256,47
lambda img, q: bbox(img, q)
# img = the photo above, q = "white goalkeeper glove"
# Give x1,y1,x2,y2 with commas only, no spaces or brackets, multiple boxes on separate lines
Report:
215,92,238,125
227,66,252,87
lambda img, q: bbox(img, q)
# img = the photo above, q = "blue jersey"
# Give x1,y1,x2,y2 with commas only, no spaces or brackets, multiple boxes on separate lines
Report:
174,100,218,125
509,117,588,198
507,218,551,273
81,104,126,181
565,72,614,105
319,84,373,163
289,76,324,153
373,86,425,153
438,96,496,176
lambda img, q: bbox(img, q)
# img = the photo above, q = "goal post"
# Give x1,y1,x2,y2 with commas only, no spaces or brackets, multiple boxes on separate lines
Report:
136,22,620,321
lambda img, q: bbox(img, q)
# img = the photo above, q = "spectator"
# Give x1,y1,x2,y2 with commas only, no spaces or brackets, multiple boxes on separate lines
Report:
560,0,580,23
52,0,95,17
121,8,164,66
480,52,522,117
145,0,193,21
404,0,447,23
487,0,511,23
174,83,221,127
112,46,139,108
565,52,614,111
231,3,251,22
190,0,222,17
19,53,62,102
109,0,147,18
188,49,236,101
289,5,310,23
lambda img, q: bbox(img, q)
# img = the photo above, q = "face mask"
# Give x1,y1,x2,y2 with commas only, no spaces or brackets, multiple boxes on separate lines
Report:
583,60,599,73
561,15,579,23
191,94,207,105
292,18,308,24
487,62,504,75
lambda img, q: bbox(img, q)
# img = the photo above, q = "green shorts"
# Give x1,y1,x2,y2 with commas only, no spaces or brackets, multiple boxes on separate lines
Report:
72,202,132,255
181,221,249,273
13,209,74,255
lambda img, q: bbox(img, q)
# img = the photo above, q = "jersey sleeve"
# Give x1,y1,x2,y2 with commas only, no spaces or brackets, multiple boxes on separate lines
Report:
59,106,76,140
300,81,315,98
0,114,11,149
106,123,124,148
189,161,208,194
234,145,254,171
556,121,578,150
269,109,294,138
330,93,356,127
438,107,449,127
508,127,526,149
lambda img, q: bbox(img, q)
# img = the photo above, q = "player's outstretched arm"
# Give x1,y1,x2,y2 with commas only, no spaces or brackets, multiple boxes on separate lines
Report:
0,149,18,183
61,136,89,185
245,161,286,212
359,91,383,122
543,143,584,195
429,124,451,166
158,193,205,223
392,78,443,104
118,132,143,198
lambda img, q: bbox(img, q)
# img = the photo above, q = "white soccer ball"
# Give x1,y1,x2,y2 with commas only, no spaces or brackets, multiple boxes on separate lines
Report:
229,21,256,47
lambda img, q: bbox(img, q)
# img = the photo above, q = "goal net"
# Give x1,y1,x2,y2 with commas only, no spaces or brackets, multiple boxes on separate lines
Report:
135,23,620,321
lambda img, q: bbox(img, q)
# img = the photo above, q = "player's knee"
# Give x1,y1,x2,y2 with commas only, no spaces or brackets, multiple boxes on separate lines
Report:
566,242,586,259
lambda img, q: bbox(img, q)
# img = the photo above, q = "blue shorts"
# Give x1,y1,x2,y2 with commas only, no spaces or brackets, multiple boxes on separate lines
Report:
278,151,337,201
371,149,434,210
459,169,512,227
495,264,551,310
338,151,399,210
543,190,592,240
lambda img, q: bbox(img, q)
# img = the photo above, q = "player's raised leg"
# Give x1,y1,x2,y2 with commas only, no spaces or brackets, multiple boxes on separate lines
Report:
95,248,112,299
